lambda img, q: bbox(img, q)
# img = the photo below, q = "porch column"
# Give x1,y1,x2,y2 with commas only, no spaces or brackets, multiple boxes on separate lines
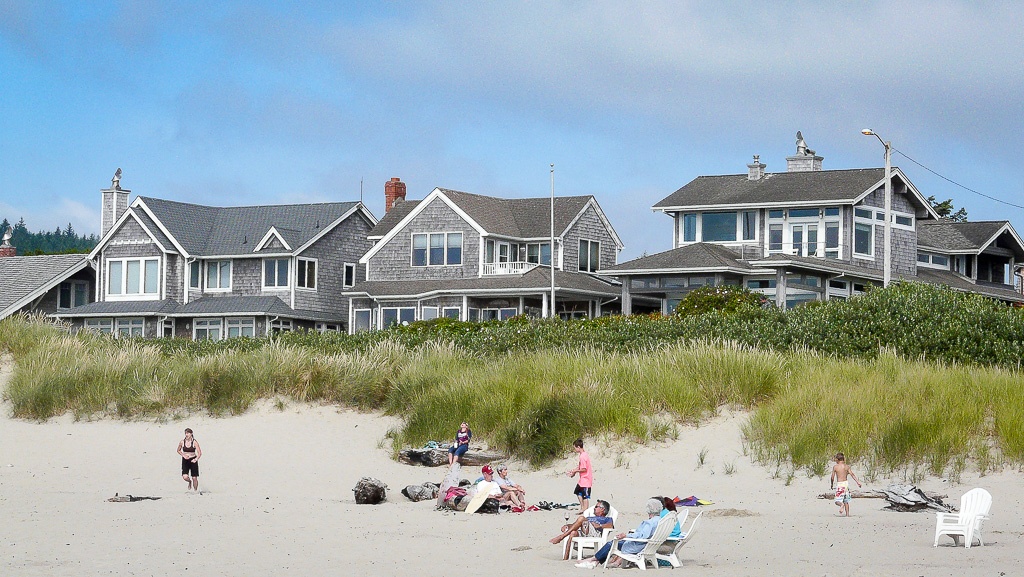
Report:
775,268,787,308
621,276,632,316
542,292,548,317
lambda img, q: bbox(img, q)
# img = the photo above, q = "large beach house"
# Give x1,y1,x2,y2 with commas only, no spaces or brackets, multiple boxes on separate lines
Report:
601,133,1024,313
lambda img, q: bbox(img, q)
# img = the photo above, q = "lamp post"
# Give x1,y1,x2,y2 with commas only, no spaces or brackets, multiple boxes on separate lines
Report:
861,129,892,287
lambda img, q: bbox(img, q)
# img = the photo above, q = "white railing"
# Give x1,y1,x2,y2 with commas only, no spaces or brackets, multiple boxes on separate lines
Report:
482,261,539,276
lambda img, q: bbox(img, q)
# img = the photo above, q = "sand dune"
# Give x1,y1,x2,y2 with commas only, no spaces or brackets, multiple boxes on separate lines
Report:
1,360,1020,576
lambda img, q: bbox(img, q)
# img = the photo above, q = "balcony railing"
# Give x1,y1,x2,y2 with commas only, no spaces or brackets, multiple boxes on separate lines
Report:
482,261,539,276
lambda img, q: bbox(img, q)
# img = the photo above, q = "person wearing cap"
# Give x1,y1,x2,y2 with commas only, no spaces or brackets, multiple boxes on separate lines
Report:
578,498,664,568
494,464,527,508
475,465,504,498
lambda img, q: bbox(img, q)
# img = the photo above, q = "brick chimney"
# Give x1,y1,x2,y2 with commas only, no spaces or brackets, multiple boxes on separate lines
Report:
101,168,130,237
0,226,14,257
747,155,766,180
384,177,407,213
786,131,823,172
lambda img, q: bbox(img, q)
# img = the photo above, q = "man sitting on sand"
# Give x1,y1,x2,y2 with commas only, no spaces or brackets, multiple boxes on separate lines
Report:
549,500,615,560
494,464,527,509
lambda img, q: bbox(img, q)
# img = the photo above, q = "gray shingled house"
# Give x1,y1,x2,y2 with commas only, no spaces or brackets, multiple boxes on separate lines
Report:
601,133,1024,313
0,251,95,321
344,180,632,331
55,177,377,338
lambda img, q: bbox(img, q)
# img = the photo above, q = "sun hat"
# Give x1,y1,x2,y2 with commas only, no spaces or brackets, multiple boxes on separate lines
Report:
481,465,494,474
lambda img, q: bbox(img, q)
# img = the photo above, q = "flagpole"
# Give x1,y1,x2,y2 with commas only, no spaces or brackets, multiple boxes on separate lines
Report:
550,164,556,319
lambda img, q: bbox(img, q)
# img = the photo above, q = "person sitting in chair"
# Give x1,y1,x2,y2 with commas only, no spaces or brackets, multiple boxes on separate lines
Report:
549,499,615,560
578,498,663,568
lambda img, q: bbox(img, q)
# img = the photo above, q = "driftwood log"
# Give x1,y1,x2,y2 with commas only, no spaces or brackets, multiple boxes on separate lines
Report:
398,447,507,467
817,489,947,500
353,476,388,504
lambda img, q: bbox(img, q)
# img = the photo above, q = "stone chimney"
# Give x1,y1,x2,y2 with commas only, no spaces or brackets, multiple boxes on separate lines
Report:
101,168,130,237
0,226,15,257
747,155,766,180
786,131,823,172
384,177,407,213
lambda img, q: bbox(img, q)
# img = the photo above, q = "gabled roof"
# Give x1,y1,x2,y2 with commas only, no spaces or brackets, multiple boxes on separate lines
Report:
347,267,621,299
367,188,621,245
0,255,93,319
913,268,1024,303
51,298,181,317
599,243,758,275
917,220,1024,256
131,197,372,257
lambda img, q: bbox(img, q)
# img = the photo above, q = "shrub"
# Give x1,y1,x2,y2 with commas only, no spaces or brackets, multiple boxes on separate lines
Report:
674,285,767,316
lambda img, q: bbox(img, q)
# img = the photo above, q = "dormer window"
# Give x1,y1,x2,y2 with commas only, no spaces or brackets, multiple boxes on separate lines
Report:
264,258,289,288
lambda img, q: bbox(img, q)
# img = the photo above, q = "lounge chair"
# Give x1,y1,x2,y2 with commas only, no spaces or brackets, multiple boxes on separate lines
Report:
657,510,702,567
569,504,620,560
604,511,678,570
934,487,992,548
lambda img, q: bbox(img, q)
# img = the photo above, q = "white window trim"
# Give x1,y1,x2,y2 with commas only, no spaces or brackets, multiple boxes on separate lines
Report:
115,317,145,338
343,262,356,288
421,306,439,321
262,258,290,290
352,309,372,333
315,322,341,333
411,231,464,267
852,213,876,259
225,317,256,338
579,238,601,272
205,260,232,293
85,318,114,334
194,318,224,341
297,257,318,291
59,280,90,308
189,261,201,290
270,319,294,333
105,257,161,300
442,306,461,320
381,306,416,328
917,252,951,270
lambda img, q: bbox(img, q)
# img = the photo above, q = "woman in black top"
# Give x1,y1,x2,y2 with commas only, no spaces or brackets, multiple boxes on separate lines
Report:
177,428,202,491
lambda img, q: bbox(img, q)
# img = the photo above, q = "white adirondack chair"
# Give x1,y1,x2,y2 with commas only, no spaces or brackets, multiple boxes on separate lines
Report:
605,511,678,570
657,510,702,568
569,504,620,560
934,488,992,548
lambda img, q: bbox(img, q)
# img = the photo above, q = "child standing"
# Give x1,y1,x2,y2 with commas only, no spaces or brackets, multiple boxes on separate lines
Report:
830,452,862,516
567,438,592,511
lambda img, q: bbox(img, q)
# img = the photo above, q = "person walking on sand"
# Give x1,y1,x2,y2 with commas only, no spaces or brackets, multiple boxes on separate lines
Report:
830,452,861,516
177,428,202,492
567,438,592,511
448,422,472,467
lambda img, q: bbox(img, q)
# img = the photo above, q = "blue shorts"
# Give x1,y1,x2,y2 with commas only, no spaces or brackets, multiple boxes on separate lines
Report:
574,485,591,499
448,444,469,458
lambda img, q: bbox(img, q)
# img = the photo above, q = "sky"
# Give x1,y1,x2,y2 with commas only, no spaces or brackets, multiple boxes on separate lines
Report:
1,1,1022,260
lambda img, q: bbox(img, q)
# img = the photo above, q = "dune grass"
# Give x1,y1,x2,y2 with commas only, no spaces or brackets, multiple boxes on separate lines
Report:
2,313,1022,474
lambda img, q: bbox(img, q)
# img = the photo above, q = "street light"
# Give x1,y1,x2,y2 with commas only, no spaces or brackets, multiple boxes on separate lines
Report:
861,129,892,287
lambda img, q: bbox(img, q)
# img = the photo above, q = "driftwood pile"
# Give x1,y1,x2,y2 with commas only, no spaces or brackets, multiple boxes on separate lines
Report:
401,482,440,502
817,484,953,512
353,476,388,504
398,447,507,467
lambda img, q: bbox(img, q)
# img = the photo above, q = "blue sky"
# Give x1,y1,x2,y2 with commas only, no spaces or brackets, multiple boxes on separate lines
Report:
1,1,1022,260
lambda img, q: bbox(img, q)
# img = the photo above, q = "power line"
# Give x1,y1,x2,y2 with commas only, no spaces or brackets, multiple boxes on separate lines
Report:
892,148,1024,210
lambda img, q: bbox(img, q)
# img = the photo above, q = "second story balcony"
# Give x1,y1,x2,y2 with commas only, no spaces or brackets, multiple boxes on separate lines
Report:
482,261,539,276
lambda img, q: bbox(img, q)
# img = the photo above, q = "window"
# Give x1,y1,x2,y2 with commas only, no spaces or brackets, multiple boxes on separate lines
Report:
579,239,600,272
855,208,874,220
789,208,819,218
741,211,757,241
825,222,840,259
270,319,293,334
768,209,784,219
412,233,462,266
263,259,289,288
116,318,144,338
315,323,341,333
526,243,551,265
824,207,840,217
768,224,783,252
682,213,697,242
702,212,737,242
918,252,951,269
442,307,461,319
895,215,914,227
917,254,930,263
226,318,255,338
85,318,113,334
189,261,200,289
421,306,439,321
107,258,159,298
382,307,416,327
353,309,372,332
297,258,316,290
344,263,356,288
932,255,949,266
480,308,517,321
194,318,222,341
747,279,776,289
207,260,231,290
58,281,88,308
468,308,480,322
854,222,873,256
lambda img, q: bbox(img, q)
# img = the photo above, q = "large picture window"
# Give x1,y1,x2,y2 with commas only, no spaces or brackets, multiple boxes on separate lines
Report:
194,318,222,341
412,233,463,266
382,307,416,327
107,258,159,298
263,258,289,288
206,260,231,291
226,317,255,338
702,212,737,242
579,239,600,272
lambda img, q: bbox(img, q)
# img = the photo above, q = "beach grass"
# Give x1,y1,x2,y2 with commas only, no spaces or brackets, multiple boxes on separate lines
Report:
2,311,1023,473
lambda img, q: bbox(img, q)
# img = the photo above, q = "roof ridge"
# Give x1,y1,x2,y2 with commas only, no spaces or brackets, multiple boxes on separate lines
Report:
139,195,357,210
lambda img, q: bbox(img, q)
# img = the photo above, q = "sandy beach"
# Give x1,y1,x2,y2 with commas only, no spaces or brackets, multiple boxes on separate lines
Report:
1,358,1020,577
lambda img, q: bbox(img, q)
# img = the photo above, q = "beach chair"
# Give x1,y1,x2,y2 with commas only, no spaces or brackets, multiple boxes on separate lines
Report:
657,510,702,568
569,504,620,560
933,488,992,548
604,511,677,570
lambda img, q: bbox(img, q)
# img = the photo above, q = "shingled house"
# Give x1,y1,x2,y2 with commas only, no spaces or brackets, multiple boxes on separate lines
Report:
55,176,377,337
0,234,95,320
343,179,630,331
601,133,1024,313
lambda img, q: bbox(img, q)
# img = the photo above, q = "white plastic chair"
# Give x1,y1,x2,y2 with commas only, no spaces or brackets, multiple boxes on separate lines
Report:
605,511,677,570
657,510,702,567
934,488,992,548
569,504,619,560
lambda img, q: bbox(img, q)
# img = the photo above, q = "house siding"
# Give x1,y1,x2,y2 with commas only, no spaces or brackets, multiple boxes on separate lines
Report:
367,197,480,281
562,204,618,271
230,258,264,296
98,216,163,302
294,213,375,318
